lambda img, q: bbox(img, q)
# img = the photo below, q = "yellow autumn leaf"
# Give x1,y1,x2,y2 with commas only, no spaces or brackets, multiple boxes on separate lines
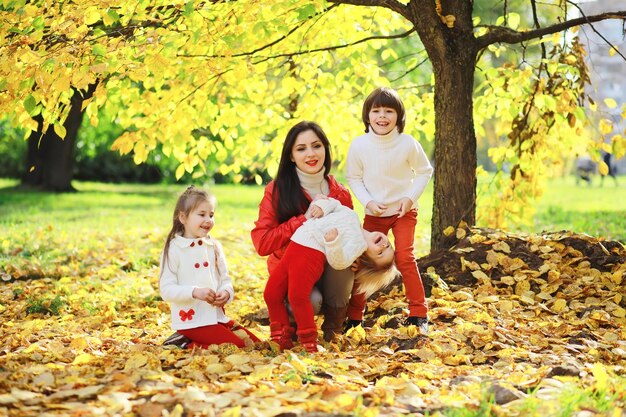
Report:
471,270,490,281
333,393,358,409
222,405,241,417
205,363,229,374
604,98,617,108
498,299,514,314
492,241,511,253
609,46,618,56
592,363,609,391
551,298,567,313
443,226,455,236
175,164,185,180
84,6,101,25
288,353,309,374
225,354,250,366
599,118,613,135
515,280,530,296
72,353,95,365
53,123,67,139
124,353,148,370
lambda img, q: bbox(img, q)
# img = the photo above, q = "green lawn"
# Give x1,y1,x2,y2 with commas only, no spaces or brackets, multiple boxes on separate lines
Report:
1,176,624,260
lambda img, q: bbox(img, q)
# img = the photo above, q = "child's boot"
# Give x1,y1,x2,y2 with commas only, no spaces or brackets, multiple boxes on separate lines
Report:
270,322,294,350
297,328,319,353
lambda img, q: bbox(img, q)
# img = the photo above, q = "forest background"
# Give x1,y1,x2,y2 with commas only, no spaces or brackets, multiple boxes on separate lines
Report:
1,0,626,416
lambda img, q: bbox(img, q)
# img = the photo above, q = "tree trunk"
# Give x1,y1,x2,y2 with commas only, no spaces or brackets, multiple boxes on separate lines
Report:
430,58,477,250
22,87,94,192
408,1,478,251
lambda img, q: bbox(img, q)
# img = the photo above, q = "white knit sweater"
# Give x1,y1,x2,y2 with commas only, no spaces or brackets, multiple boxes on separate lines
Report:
296,167,330,198
345,127,433,217
291,198,367,270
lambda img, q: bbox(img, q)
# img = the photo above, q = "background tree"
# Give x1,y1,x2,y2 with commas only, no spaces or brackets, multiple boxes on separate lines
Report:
1,0,624,250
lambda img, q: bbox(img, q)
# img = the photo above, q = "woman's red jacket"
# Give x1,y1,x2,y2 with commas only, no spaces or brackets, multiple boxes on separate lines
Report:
251,175,353,274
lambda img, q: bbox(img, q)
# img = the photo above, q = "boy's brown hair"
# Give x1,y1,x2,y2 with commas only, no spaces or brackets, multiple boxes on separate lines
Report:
361,86,406,133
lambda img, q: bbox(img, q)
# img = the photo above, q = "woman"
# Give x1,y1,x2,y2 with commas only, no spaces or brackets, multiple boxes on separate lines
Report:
251,121,354,342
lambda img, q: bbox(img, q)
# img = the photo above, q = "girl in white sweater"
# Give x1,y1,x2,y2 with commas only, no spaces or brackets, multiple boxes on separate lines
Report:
263,196,398,353
346,86,433,334
160,186,259,349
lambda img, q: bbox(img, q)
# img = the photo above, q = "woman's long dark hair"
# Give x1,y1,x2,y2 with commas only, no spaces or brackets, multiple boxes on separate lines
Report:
273,121,332,223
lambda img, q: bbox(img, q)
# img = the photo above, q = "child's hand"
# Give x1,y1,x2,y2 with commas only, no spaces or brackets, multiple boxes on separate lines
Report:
350,258,360,272
212,290,230,307
305,201,324,219
324,228,338,242
397,197,413,218
192,287,216,303
366,201,387,216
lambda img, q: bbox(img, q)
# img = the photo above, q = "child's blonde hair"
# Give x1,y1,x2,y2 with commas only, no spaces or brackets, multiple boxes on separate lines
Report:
161,186,217,274
354,251,399,298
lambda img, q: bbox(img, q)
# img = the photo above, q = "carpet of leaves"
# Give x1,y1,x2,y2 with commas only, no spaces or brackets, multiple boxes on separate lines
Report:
0,225,625,417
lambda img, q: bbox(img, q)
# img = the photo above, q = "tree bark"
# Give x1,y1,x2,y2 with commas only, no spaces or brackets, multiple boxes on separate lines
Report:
408,0,478,251
22,87,95,192
430,57,477,249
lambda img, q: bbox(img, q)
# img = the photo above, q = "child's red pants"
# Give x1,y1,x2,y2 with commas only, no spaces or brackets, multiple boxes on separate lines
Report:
264,242,326,333
178,320,260,349
348,209,427,319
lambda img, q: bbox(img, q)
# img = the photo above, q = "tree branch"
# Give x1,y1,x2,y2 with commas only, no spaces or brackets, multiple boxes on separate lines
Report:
566,1,626,61
327,0,411,21
476,10,626,51
178,28,417,61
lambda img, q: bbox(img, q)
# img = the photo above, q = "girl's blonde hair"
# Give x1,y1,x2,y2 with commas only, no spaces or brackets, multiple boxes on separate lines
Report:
354,251,399,298
161,186,217,274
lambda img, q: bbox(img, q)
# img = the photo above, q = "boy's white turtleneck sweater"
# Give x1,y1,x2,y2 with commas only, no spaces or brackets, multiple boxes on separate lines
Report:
346,127,433,217
296,167,330,198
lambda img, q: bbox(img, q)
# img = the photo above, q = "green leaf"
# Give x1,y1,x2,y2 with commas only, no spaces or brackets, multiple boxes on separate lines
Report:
92,44,106,56
23,94,37,115
53,123,67,139
508,13,521,30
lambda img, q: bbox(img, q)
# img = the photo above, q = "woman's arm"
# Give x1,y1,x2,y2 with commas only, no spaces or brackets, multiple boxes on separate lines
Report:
251,183,307,256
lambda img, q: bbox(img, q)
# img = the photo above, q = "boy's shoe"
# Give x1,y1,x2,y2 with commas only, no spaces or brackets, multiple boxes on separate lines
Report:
344,319,363,332
405,316,429,334
162,332,192,348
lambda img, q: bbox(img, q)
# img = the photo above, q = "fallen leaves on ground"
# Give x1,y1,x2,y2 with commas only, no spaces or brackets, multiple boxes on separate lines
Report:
0,226,624,416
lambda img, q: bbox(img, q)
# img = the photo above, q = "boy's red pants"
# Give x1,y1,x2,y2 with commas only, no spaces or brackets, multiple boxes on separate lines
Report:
178,320,260,349
264,242,326,333
348,209,427,320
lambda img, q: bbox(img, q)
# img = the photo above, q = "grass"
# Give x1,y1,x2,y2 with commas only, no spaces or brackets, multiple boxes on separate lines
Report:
1,176,624,260
530,176,626,242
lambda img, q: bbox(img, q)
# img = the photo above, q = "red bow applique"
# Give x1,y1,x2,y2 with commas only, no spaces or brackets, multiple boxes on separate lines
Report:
179,308,195,322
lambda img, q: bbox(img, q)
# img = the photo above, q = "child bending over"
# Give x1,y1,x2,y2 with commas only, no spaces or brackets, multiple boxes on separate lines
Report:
264,196,398,353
